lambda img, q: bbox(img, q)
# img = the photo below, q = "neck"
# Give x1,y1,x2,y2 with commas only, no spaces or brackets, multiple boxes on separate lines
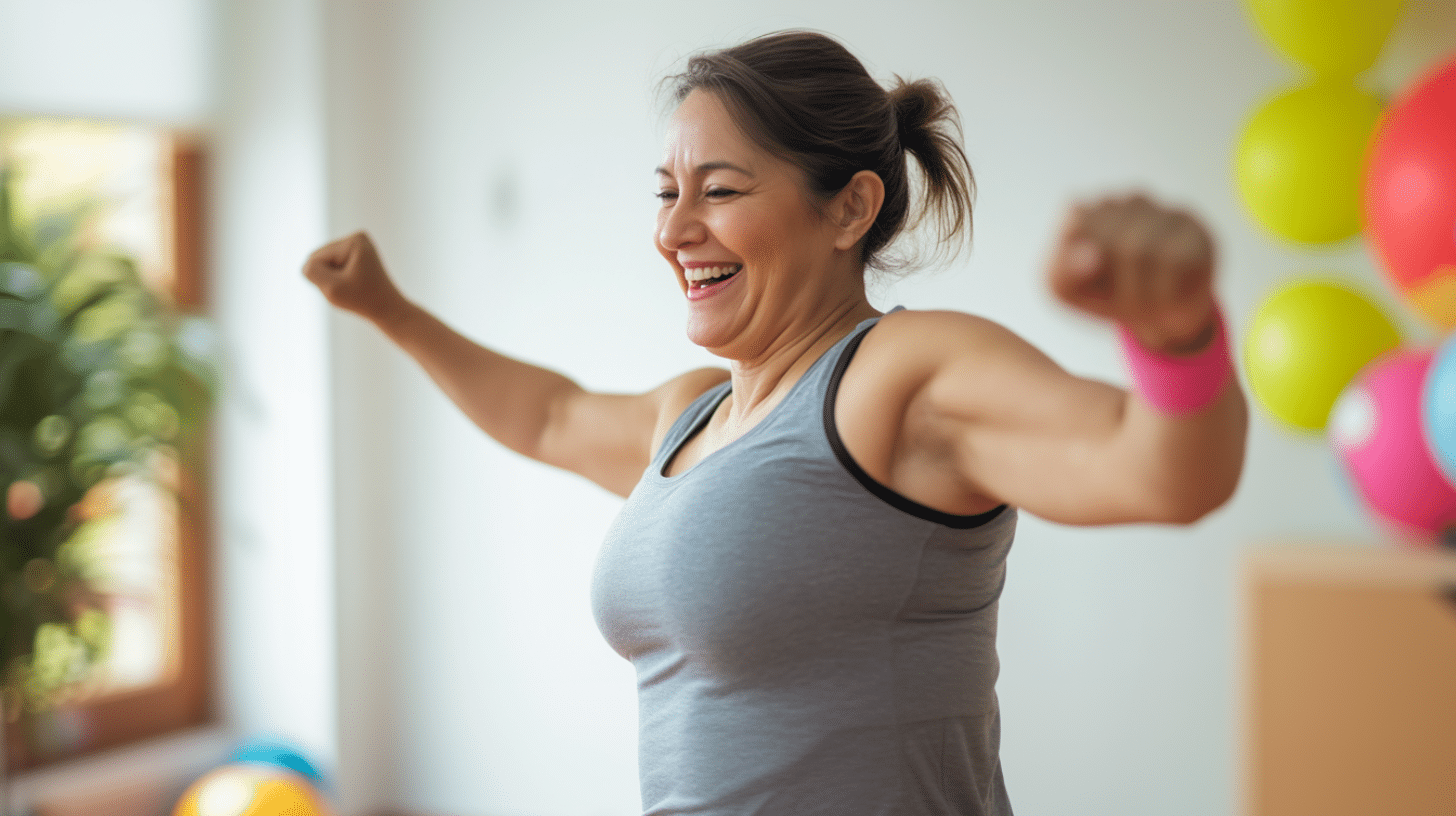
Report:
720,293,880,428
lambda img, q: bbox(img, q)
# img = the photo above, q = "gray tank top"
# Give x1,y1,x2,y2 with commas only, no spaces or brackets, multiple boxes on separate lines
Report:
592,312,1017,815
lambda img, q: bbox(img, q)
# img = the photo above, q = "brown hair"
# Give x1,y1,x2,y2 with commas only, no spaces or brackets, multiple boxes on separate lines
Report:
661,30,975,274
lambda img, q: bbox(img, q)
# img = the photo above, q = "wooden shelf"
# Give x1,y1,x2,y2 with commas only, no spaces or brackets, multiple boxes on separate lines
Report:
1241,542,1456,816
1243,539,1456,587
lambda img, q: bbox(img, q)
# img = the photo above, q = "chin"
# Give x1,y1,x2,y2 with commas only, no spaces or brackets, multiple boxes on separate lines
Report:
685,324,730,357
684,311,740,358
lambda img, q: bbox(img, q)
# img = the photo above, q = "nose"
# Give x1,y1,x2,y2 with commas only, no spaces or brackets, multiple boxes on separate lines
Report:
657,196,707,252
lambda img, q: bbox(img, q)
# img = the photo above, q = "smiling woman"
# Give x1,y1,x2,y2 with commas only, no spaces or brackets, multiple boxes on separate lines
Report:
654,88,874,356
303,28,1246,816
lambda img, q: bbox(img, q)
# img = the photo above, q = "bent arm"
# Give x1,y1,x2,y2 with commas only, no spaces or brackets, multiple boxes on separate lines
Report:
920,314,1247,526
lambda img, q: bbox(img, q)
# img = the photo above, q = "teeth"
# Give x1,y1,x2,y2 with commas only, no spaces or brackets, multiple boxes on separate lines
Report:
685,265,741,283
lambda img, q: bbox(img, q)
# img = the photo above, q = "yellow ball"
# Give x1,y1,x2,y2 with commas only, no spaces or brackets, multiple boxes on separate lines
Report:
1244,279,1401,431
173,764,333,816
1245,0,1405,78
1235,82,1383,244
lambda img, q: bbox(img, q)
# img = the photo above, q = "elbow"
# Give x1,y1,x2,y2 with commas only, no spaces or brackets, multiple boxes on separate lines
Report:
1138,481,1234,525
1153,484,1236,525
1146,396,1249,525
1146,453,1245,525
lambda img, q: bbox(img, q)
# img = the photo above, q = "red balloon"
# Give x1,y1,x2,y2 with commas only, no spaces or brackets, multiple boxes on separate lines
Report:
1365,55,1456,330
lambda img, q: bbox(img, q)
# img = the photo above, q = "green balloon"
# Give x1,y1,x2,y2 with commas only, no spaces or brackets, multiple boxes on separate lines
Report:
1235,82,1383,244
1244,279,1402,431
1246,0,1405,78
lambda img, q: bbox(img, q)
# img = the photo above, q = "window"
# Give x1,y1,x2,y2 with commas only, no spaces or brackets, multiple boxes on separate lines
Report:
2,121,214,771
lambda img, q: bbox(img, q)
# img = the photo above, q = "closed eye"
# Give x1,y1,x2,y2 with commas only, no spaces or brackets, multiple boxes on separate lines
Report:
656,189,738,203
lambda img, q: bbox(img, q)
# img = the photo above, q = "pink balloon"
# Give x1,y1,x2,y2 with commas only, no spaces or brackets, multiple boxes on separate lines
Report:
1329,348,1456,541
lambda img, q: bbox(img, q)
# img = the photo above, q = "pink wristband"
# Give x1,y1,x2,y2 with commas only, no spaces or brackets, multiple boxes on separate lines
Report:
1117,310,1232,414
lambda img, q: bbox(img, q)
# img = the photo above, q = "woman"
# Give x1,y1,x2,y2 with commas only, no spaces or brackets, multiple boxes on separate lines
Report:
305,29,1246,816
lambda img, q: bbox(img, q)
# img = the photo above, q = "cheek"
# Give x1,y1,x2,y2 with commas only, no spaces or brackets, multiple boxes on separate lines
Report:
715,211,774,260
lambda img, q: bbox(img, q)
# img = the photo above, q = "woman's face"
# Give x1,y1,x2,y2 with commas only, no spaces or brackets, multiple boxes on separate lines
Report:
655,90,854,358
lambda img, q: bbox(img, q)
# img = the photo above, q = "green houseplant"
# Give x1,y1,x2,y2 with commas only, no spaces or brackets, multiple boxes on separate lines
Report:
0,162,216,785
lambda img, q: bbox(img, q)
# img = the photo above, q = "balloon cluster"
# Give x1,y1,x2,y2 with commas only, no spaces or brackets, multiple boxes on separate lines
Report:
1237,1,1456,543
1235,1,1399,243
172,736,335,816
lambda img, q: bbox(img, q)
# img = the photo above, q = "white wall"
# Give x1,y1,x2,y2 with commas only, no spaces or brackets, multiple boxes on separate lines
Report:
319,2,408,811
210,0,337,793
0,0,211,124
317,2,1456,815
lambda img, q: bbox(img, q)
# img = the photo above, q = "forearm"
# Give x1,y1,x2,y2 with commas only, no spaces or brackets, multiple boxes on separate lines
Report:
1113,308,1249,522
1118,380,1249,523
371,298,580,460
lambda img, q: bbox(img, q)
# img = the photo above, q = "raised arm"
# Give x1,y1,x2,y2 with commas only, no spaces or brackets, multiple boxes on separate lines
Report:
906,312,1246,525
864,195,1247,526
304,232,726,497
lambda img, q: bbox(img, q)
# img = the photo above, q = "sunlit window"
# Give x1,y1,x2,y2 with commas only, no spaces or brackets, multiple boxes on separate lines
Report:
1,118,213,770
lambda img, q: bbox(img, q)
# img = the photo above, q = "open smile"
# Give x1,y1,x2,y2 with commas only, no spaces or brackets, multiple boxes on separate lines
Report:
684,264,742,288
684,265,742,302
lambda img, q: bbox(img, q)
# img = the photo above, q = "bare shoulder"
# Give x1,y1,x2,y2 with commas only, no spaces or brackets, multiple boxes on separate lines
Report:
845,308,1069,437
863,308,1047,378
648,366,731,449
835,309,1033,514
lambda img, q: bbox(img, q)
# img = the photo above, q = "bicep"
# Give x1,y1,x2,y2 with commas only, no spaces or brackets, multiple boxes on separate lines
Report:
936,380,1143,525
920,319,1245,525
916,322,1153,525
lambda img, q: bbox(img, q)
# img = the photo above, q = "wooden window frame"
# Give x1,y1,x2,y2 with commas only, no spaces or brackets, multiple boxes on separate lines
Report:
4,134,215,772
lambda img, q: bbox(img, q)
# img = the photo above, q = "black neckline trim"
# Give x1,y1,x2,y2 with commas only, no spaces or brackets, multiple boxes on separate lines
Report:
657,382,732,478
823,324,1008,530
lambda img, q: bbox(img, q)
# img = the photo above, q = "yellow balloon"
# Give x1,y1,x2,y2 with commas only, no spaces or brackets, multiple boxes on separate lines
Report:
1246,0,1405,78
1235,81,1383,244
174,764,333,816
1244,279,1401,431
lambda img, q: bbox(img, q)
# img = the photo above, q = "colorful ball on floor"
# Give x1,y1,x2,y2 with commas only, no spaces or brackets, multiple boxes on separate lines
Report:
229,735,331,793
1244,279,1402,431
1365,54,1456,330
173,764,333,816
1329,347,1456,540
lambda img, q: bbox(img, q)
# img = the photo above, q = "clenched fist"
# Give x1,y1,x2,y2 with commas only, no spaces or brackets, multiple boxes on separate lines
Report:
303,231,407,325
1048,194,1218,355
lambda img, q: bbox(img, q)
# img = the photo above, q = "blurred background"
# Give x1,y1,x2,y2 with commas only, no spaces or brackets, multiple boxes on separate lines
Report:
1,1,1455,815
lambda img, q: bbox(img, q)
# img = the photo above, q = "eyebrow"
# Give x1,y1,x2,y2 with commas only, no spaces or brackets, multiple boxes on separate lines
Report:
655,160,754,178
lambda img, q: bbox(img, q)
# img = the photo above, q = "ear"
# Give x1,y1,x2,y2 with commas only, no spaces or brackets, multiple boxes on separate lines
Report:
830,170,886,252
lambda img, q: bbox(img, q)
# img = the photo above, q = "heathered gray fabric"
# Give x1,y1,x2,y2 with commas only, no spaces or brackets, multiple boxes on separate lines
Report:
592,313,1018,816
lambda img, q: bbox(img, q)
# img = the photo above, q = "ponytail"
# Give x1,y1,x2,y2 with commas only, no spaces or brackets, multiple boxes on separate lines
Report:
882,76,975,272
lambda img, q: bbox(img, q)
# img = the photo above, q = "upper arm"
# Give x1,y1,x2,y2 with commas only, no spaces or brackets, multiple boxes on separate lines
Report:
884,310,1242,526
915,316,1135,524
535,367,729,498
